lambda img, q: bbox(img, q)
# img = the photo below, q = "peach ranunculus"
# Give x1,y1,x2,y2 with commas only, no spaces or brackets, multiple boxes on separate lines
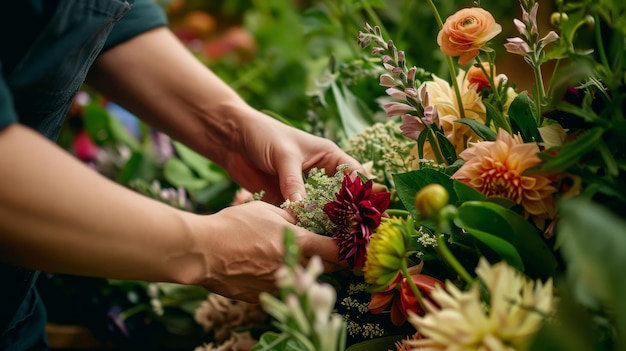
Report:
437,7,502,66
451,129,557,229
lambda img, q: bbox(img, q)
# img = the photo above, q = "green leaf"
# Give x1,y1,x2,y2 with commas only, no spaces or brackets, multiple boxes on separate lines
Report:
454,201,557,279
463,227,525,271
393,169,456,218
164,157,209,190
251,331,302,351
331,81,373,139
484,100,511,135
455,118,497,141
82,103,113,146
557,198,626,346
508,92,542,143
452,180,486,203
117,151,158,185
108,110,141,151
435,130,457,164
346,335,406,351
82,102,140,151
172,141,225,182
528,127,604,174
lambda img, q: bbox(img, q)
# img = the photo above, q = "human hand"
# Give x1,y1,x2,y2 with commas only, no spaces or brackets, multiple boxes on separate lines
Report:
191,201,342,303
223,108,363,204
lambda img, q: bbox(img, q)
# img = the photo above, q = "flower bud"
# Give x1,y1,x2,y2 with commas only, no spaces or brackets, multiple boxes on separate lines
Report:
550,12,568,26
414,184,449,219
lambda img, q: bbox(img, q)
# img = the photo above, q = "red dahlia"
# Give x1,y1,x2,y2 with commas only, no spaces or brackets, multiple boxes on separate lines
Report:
323,174,390,267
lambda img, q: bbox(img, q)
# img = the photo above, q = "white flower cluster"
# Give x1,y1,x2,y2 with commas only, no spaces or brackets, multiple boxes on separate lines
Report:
280,165,349,234
344,120,416,189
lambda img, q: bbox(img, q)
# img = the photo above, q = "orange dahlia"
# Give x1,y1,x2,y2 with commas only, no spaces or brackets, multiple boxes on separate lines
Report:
451,129,557,228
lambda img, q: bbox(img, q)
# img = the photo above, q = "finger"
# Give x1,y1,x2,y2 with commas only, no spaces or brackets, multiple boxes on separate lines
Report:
276,155,307,202
266,203,298,225
297,232,340,264
297,255,348,273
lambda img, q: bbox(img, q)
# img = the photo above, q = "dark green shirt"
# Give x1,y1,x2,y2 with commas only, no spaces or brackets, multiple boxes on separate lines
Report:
0,0,167,344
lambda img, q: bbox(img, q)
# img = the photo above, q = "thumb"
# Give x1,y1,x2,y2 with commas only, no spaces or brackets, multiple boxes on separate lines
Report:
277,157,306,201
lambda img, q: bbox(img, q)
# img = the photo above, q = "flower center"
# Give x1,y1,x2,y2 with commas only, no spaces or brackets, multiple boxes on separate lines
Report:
462,17,476,27
481,164,523,203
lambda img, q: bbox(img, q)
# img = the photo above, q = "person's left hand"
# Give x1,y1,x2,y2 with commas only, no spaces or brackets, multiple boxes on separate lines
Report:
223,108,363,204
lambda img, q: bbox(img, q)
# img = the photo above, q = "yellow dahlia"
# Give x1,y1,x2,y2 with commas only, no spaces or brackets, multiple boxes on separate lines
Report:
406,257,554,351
363,217,408,292
451,129,557,228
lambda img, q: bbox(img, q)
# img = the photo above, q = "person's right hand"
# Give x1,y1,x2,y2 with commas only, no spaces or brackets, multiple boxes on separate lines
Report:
188,201,342,303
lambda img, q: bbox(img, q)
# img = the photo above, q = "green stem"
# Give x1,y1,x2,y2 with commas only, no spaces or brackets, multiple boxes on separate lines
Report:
426,0,466,120
401,259,427,312
362,1,389,40
385,209,411,217
475,56,502,109
593,10,610,71
427,126,446,165
258,332,290,351
119,304,149,321
446,56,467,120
531,58,545,126
435,222,474,285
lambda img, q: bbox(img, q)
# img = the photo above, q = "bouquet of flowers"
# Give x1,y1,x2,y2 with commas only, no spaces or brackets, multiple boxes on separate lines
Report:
254,0,626,350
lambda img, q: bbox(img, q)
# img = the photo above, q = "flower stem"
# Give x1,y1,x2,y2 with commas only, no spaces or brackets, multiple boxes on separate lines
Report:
427,127,446,165
435,221,474,285
593,10,610,71
425,0,467,121
400,259,427,312
531,56,546,126
385,209,411,217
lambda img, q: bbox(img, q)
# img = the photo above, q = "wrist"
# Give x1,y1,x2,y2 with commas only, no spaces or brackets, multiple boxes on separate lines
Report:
162,211,210,286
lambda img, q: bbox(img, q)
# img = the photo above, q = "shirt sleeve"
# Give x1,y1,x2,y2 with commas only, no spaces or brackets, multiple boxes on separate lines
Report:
0,64,18,131
102,0,168,52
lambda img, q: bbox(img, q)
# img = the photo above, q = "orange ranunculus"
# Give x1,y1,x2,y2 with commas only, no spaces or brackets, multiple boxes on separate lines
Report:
467,62,493,91
437,8,502,66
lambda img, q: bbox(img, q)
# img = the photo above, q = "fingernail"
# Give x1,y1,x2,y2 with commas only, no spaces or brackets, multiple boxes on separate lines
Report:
291,193,303,202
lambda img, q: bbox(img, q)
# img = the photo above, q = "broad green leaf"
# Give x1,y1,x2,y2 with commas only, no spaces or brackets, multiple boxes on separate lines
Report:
393,169,456,218
164,157,209,190
455,118,497,141
455,201,557,279
452,180,486,203
508,92,542,143
463,227,524,272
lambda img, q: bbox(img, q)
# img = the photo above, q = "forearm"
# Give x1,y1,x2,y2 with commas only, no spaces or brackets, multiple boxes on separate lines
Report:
0,124,205,284
86,26,252,169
